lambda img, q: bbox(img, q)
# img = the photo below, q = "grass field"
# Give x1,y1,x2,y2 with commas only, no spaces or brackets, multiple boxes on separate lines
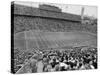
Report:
14,30,97,51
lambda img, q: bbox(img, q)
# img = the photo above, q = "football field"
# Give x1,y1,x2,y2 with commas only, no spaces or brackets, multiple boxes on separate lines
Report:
14,30,97,51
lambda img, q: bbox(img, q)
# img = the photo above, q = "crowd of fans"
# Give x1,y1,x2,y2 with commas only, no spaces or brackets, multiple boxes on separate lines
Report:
14,16,97,34
14,46,97,73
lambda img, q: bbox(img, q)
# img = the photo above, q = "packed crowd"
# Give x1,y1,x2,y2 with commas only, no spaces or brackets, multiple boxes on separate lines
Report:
14,47,97,73
14,16,97,34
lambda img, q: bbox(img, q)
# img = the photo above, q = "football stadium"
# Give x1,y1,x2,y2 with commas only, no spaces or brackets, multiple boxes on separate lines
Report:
11,2,97,74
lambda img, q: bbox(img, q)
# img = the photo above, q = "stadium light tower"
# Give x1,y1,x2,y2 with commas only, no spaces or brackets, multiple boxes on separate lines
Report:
81,7,85,24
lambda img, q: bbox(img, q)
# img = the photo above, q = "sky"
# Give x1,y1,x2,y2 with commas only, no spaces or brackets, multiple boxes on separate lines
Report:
14,1,97,18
